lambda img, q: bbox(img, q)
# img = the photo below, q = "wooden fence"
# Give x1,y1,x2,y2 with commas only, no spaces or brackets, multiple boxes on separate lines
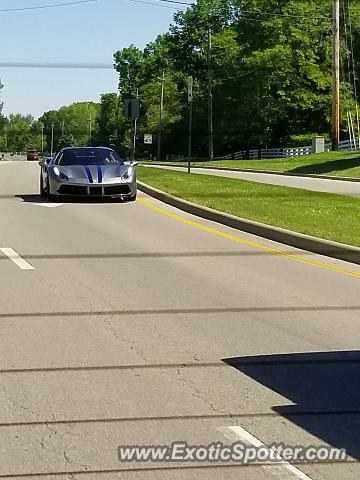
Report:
216,139,358,161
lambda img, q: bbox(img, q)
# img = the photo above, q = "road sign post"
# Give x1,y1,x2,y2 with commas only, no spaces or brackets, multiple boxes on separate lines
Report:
125,96,140,162
187,76,193,174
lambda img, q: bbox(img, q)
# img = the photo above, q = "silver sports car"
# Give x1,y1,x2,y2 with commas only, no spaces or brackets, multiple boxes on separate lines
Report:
39,147,137,201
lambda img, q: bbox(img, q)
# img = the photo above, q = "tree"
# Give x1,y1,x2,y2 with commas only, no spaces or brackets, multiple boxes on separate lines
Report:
110,0,360,156
138,72,184,157
39,102,100,152
57,134,76,150
5,114,41,152
0,115,7,151
96,93,124,151
113,45,145,97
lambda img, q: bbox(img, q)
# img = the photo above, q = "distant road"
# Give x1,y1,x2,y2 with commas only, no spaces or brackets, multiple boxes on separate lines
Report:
145,164,360,197
0,154,26,162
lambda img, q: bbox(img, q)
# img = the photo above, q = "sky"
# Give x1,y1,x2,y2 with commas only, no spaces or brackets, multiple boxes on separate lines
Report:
0,0,185,118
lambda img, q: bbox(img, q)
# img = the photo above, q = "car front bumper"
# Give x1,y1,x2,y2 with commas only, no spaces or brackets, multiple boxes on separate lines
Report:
49,177,137,198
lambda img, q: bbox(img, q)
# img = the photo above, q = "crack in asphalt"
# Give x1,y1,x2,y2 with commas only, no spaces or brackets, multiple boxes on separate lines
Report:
175,367,234,420
102,317,150,363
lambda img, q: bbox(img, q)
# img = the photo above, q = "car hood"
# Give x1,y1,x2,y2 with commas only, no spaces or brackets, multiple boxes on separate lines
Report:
54,164,131,183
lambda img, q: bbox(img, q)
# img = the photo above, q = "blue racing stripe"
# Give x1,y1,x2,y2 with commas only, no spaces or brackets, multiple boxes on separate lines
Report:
97,165,103,184
84,166,93,183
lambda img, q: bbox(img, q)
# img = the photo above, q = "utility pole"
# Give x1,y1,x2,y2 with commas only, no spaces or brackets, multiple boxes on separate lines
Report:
4,124,7,151
157,70,165,161
89,116,92,145
207,27,214,160
41,123,44,152
131,88,139,163
187,75,193,174
332,0,340,151
50,124,55,157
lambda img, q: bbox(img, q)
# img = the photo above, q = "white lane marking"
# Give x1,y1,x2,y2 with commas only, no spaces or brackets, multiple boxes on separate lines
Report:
219,426,312,480
0,248,35,270
30,202,63,208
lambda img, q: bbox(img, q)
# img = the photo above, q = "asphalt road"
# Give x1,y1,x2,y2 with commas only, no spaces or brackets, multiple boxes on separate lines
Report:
1,160,360,479
145,164,360,196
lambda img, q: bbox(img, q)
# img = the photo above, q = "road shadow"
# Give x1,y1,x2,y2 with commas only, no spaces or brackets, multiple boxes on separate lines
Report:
15,194,129,204
1,305,360,319
223,351,360,461
15,194,46,203
287,155,360,175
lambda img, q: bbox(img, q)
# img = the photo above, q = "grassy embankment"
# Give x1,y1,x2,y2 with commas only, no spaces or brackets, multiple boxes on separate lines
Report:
138,165,360,248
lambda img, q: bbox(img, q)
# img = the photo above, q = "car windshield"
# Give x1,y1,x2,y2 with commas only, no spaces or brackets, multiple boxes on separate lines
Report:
57,148,123,166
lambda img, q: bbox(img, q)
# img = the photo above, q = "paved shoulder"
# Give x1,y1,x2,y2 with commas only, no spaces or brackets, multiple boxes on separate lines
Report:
146,165,360,196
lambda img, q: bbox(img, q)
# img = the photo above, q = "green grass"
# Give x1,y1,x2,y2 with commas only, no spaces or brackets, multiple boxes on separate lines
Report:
138,166,360,248
140,151,360,178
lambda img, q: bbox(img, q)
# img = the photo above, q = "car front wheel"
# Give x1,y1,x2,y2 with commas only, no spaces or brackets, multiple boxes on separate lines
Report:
126,192,137,202
40,175,45,197
46,176,53,201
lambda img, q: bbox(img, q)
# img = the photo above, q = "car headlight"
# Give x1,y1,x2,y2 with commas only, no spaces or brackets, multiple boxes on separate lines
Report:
121,167,133,180
53,166,68,181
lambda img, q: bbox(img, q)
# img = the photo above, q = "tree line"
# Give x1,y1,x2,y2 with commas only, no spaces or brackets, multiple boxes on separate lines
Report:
1,0,359,159
111,0,360,159
0,103,99,153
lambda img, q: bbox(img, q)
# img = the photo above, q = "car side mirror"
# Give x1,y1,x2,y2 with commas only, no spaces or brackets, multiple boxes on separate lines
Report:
41,158,52,167
130,161,139,167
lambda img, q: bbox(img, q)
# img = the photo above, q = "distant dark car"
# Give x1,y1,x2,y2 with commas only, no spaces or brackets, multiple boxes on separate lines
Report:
27,150,40,161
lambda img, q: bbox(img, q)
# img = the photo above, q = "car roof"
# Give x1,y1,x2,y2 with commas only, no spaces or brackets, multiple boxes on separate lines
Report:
61,146,113,151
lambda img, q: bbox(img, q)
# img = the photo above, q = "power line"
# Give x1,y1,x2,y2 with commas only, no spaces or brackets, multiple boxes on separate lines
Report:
238,9,331,20
153,0,192,5
0,0,328,20
0,0,185,15
0,0,97,13
0,62,113,69
152,0,330,19
128,0,184,10
216,72,252,84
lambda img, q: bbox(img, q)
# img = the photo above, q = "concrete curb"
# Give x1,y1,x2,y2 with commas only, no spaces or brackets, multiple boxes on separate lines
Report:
138,181,360,266
141,163,360,183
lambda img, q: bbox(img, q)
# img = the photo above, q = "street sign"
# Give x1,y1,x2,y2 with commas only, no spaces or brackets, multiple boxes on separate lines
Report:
144,134,153,145
124,99,140,120
188,75,193,103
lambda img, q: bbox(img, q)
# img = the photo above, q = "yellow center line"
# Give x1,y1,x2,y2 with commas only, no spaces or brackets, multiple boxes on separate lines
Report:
137,198,360,279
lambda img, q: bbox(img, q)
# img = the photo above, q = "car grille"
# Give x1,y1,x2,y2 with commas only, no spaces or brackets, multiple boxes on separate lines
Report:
90,186,103,196
58,184,131,196
104,185,131,195
58,185,88,195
